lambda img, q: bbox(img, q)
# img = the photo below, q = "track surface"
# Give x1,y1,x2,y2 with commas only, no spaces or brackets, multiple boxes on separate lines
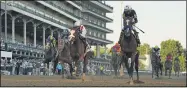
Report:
1,74,186,87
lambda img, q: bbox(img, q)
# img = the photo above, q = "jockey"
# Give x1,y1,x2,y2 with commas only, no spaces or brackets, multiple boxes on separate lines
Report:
166,53,172,61
72,21,91,53
46,34,56,49
118,5,140,46
111,43,121,53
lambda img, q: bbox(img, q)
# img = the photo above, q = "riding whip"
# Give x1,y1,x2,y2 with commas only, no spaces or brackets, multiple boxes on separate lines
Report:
133,25,145,33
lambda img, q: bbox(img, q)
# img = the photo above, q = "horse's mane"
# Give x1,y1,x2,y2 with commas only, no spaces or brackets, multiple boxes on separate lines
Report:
71,26,79,31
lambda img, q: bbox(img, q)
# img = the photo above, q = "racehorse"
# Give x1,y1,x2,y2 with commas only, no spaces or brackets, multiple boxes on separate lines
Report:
174,57,180,77
110,48,121,76
69,28,94,82
164,53,172,79
150,48,162,79
56,35,75,79
118,17,139,85
43,41,58,75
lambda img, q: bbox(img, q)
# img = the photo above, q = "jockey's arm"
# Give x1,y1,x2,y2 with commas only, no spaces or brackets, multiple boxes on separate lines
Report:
122,11,126,25
123,10,126,19
132,10,138,23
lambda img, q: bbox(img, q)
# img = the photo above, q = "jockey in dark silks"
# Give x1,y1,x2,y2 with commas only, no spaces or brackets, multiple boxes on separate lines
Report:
118,5,141,47
72,21,92,53
46,34,56,49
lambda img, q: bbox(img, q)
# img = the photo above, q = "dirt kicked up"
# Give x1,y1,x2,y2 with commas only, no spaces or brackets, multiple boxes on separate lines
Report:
1,75,186,87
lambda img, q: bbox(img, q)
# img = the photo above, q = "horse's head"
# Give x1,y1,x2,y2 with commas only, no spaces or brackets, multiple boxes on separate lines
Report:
68,27,79,44
123,17,134,37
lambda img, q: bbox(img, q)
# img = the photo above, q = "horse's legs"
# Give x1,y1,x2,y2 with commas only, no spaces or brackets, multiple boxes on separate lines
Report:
53,59,58,74
60,63,65,78
74,60,80,77
152,64,156,78
47,63,50,76
69,64,73,76
82,55,88,82
114,64,117,76
135,53,139,81
153,66,157,78
165,69,167,76
135,64,139,81
119,60,124,77
160,65,163,76
129,61,135,85
177,68,180,77
169,68,171,78
152,66,154,78
62,57,74,77
156,66,159,78
129,52,136,85
123,54,130,77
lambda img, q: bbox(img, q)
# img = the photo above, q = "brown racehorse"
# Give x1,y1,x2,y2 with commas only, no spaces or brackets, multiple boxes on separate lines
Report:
69,28,94,82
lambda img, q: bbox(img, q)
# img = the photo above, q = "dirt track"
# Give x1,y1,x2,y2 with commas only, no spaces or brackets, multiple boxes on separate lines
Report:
1,75,186,87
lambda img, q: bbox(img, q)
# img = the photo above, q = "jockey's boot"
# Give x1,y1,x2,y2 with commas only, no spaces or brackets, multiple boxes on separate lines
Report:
118,31,124,44
82,38,91,53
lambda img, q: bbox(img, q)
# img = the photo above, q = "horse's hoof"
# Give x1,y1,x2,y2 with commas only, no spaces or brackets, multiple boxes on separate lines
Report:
82,73,86,82
71,76,76,79
62,76,65,79
82,78,85,82
137,79,139,82
130,81,134,85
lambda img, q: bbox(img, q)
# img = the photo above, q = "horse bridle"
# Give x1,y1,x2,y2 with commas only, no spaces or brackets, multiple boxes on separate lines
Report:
69,28,80,44
123,17,133,36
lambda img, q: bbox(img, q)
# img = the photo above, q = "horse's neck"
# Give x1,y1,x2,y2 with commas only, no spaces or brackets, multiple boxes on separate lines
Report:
61,43,69,55
76,36,85,52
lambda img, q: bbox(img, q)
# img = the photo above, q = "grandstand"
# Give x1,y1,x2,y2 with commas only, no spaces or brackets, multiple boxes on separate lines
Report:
1,1,114,75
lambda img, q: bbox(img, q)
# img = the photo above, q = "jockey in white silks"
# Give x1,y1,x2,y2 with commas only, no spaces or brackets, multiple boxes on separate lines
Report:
70,21,92,53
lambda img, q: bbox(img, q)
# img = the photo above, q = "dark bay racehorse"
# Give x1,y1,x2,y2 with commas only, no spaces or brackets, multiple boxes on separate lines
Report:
69,28,94,82
43,42,58,75
165,53,172,79
174,57,180,77
150,48,163,79
110,49,121,76
119,17,139,85
57,35,75,78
